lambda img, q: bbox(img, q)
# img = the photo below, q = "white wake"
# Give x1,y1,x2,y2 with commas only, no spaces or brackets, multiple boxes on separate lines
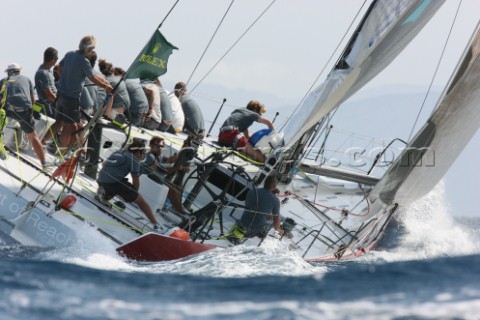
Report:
366,180,480,262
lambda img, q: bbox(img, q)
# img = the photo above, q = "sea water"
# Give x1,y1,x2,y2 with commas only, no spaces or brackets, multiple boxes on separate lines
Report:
1,183,479,320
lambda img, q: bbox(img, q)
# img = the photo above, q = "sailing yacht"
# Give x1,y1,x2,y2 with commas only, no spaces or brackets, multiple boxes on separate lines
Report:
0,0,479,262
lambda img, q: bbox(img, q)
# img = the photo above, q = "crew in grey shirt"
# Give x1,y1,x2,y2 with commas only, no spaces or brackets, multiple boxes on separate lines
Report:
125,79,149,127
57,51,94,99
220,108,260,132
2,63,47,167
238,175,284,238
45,35,112,150
98,150,142,184
180,94,204,134
96,141,159,227
3,72,34,109
34,47,58,117
85,51,106,112
107,74,130,111
174,82,204,134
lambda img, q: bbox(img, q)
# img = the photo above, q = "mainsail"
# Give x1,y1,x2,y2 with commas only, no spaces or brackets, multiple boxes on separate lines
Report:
281,0,445,148
371,21,480,206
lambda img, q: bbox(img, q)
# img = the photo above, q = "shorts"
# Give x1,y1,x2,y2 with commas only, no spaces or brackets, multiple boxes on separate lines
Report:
128,112,146,127
99,179,138,203
238,223,270,239
142,118,160,130
157,121,171,132
33,100,56,118
6,108,35,134
56,92,80,124
45,101,56,118
218,130,247,149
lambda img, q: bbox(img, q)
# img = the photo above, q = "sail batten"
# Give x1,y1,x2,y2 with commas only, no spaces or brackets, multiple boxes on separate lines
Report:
281,0,446,149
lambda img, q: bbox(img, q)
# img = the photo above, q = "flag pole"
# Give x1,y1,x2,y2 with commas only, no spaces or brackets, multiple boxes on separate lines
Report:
111,0,181,148
158,0,180,29
125,0,180,78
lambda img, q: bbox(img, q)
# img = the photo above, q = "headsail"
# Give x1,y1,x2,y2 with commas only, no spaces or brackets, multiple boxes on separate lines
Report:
371,21,480,206
281,0,446,148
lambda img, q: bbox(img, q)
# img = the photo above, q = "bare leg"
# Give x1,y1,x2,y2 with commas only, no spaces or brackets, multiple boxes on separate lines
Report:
103,96,115,118
243,142,266,163
108,107,124,120
41,121,63,144
71,122,83,147
168,187,184,213
27,131,46,164
60,123,77,149
134,194,158,225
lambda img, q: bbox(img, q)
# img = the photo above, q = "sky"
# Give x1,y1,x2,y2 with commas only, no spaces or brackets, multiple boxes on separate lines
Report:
1,0,478,217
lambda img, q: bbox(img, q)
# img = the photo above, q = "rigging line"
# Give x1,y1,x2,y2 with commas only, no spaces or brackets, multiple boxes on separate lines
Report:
158,0,181,29
41,103,65,162
190,0,277,94
279,0,368,132
63,208,145,234
193,89,291,125
185,0,235,88
407,0,463,142
51,158,79,212
308,110,336,162
192,90,290,121
13,129,24,182
330,126,392,144
305,119,329,161
190,91,240,110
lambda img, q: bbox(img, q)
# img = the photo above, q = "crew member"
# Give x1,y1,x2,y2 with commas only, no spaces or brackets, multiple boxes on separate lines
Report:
96,140,160,229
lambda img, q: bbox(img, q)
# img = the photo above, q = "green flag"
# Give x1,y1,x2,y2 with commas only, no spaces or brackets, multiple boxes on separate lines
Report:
125,30,178,80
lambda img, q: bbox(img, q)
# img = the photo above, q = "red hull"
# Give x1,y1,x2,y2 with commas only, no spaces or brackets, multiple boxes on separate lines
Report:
116,232,218,262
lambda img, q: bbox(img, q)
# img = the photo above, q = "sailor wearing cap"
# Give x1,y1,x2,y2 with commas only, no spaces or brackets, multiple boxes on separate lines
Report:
1,63,48,169
96,140,160,229
5,63,21,73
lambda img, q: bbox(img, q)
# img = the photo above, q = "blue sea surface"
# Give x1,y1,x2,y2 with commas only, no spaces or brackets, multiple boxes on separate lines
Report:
1,252,479,320
1,192,479,319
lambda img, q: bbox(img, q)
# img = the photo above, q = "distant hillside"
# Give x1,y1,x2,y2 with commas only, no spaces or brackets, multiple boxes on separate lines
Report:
270,84,443,142
169,82,446,141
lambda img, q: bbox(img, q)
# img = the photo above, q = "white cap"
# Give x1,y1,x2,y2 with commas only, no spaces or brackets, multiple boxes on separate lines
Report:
5,63,21,72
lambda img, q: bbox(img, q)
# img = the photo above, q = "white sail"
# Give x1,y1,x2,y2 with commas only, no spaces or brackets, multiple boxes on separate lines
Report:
371,21,480,206
282,0,445,148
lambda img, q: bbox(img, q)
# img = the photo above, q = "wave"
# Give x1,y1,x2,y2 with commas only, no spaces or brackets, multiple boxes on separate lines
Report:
368,180,480,263
3,179,478,277
45,232,320,278
1,253,479,320
137,238,321,278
